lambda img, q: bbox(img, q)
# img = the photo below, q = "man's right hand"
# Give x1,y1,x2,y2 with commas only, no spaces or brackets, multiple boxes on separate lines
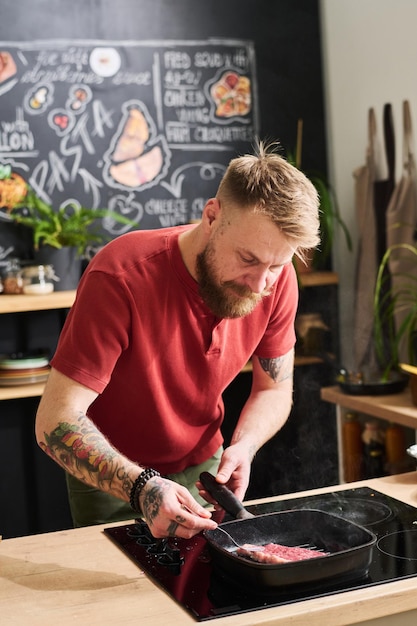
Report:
139,476,217,538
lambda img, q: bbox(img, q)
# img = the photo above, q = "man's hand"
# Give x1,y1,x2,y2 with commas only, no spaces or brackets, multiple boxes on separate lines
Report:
139,476,217,539
197,441,253,506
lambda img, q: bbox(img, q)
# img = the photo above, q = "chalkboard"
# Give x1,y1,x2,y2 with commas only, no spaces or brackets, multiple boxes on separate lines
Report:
0,0,326,265
0,38,258,264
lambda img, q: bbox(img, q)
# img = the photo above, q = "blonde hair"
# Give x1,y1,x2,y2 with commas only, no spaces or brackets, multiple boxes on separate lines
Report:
216,141,320,254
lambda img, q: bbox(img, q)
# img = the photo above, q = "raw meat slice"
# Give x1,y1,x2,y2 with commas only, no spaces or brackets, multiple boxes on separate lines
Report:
236,542,327,564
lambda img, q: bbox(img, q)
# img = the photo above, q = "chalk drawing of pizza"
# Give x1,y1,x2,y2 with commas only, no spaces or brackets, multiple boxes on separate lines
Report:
104,100,170,190
210,71,251,118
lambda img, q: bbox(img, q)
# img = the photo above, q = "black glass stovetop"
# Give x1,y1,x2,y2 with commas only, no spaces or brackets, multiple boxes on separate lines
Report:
104,487,417,621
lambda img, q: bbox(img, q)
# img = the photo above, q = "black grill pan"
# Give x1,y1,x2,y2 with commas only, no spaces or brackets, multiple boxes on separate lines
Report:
201,472,376,589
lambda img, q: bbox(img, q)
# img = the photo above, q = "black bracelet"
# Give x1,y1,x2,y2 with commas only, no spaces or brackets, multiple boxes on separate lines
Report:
129,468,161,515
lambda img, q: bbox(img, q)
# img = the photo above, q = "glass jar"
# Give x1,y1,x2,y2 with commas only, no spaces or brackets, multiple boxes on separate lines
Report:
3,258,23,294
21,265,56,295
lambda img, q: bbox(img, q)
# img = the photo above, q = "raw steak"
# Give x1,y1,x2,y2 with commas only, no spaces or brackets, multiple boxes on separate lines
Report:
236,542,327,564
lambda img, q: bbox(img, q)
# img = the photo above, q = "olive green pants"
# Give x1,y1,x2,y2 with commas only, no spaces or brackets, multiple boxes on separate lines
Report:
65,447,222,527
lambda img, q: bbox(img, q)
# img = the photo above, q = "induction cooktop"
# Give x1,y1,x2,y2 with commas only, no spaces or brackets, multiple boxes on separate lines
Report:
104,487,417,621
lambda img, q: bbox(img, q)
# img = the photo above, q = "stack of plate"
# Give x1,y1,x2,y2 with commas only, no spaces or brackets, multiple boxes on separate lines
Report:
0,352,50,386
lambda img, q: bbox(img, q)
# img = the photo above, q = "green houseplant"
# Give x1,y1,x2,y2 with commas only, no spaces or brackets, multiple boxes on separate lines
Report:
9,184,137,257
373,241,417,373
288,120,352,271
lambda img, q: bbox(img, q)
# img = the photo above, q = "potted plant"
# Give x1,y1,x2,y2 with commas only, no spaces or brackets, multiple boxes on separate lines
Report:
2,174,138,290
9,185,137,255
288,119,352,272
373,241,417,373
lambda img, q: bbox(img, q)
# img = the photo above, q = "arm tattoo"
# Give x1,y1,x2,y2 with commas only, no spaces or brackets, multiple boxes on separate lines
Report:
258,356,292,383
39,413,133,498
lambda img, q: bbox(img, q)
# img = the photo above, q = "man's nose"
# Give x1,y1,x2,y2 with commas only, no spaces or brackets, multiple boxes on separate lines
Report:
244,269,269,294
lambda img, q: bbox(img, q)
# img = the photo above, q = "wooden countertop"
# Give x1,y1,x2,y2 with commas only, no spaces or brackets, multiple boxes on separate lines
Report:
2,474,417,625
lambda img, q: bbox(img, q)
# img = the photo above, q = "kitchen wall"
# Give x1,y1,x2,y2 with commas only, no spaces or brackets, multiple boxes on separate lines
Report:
320,0,417,369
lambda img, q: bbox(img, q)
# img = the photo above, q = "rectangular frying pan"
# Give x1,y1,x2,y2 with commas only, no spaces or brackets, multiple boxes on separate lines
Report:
200,472,376,590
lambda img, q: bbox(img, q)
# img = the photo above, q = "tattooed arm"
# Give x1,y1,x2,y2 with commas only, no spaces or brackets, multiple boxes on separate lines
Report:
35,368,216,538
204,348,294,503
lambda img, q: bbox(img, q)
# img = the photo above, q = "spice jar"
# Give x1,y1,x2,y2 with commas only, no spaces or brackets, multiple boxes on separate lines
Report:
3,258,23,294
21,265,56,295
385,423,407,474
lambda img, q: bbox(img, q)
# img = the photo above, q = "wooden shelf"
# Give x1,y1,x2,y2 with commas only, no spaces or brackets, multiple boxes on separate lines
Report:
0,290,76,314
295,355,324,366
0,382,47,401
321,385,417,430
298,271,338,287
0,291,76,401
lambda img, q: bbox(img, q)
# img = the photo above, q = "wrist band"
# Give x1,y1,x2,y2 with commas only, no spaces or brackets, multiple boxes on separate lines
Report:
129,468,161,515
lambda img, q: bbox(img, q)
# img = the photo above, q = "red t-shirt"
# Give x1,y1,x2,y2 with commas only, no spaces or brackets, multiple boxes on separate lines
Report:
51,226,298,474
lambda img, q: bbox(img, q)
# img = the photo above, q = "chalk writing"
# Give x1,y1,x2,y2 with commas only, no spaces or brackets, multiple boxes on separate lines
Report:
0,38,258,258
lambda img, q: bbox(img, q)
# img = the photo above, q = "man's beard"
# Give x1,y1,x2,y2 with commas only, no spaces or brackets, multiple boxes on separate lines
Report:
196,243,270,318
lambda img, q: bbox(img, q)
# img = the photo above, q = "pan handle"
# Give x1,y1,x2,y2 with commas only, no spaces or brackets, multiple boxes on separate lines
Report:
199,471,254,520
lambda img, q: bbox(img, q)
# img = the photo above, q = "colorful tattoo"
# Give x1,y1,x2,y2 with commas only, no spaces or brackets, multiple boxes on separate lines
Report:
39,415,131,496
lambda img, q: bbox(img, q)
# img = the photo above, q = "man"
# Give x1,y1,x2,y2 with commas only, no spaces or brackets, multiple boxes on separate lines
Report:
35,141,320,539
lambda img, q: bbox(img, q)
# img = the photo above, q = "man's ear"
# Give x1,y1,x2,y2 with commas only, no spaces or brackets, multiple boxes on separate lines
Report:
203,198,221,227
